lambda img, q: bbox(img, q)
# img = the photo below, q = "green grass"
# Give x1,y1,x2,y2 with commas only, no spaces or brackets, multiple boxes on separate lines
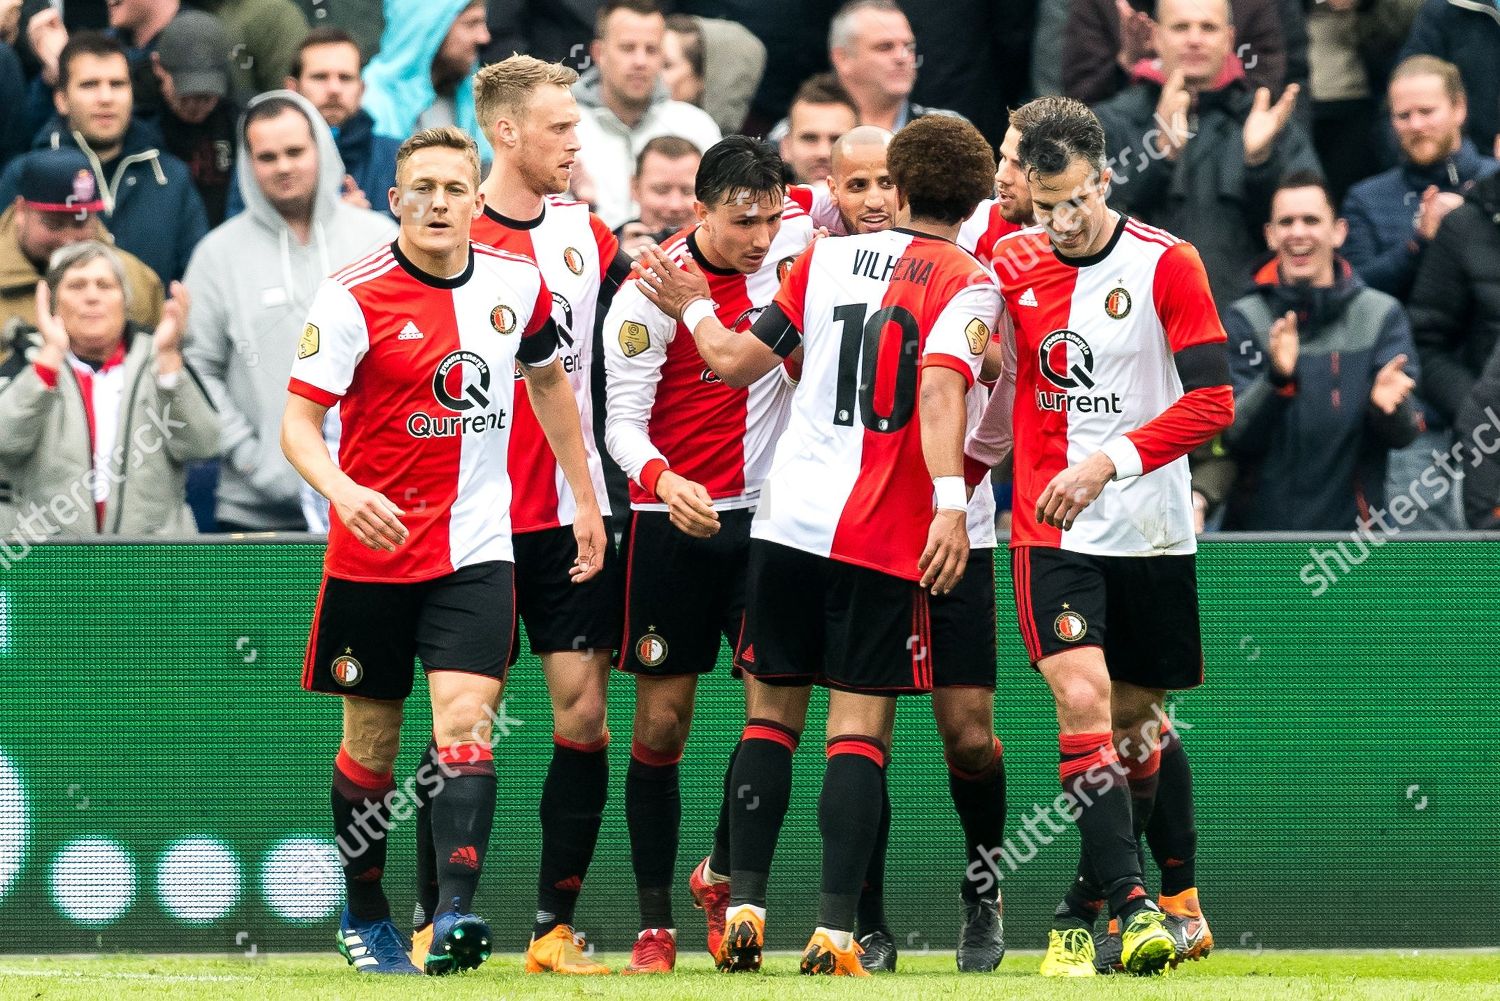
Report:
2,951,1499,1001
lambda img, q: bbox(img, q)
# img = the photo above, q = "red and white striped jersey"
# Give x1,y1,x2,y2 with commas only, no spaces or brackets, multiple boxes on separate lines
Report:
752,228,1001,581
787,184,1020,549
987,216,1228,555
288,241,557,582
603,208,814,511
472,196,621,532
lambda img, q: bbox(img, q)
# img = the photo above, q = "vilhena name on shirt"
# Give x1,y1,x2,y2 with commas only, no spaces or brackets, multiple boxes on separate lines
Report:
850,248,933,287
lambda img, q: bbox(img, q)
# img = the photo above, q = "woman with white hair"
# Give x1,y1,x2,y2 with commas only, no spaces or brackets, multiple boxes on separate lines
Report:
0,240,219,535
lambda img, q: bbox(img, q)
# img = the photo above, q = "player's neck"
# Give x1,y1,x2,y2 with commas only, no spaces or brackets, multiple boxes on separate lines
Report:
691,228,738,274
904,214,962,244
397,233,470,281
479,166,548,223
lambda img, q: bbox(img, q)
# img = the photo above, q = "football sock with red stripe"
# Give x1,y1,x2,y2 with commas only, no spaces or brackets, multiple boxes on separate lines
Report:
706,740,742,878
535,734,610,937
1058,732,1148,922
819,736,887,934
430,743,496,918
1125,738,1162,877
728,718,800,908
855,763,892,936
413,739,440,928
948,736,1007,905
1146,721,1198,896
332,746,395,922
626,738,682,930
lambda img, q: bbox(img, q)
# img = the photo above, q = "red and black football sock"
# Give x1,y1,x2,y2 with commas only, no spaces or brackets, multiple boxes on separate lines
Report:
413,739,440,929
535,733,610,937
626,738,682,930
948,736,1007,905
1125,737,1162,878
430,743,496,918
706,739,742,877
855,761,892,936
818,736,887,934
332,746,395,922
1146,720,1198,896
728,718,800,908
1058,732,1148,923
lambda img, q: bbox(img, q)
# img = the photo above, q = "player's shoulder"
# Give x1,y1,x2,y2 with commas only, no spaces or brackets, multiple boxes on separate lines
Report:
329,242,398,290
473,241,543,268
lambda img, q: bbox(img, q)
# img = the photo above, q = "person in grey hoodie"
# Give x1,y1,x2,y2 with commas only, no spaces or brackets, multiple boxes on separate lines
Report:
184,89,394,531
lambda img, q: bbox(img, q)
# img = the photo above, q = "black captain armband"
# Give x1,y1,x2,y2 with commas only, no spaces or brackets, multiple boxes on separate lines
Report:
750,302,802,358
518,316,563,367
1175,341,1232,391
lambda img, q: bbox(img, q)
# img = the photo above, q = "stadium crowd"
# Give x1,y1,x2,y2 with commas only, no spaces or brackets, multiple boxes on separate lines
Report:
2,0,1499,538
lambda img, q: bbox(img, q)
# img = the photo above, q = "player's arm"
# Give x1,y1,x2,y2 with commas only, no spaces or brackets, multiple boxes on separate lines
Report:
628,243,784,387
918,281,997,593
590,213,636,319
519,280,605,582
965,309,1019,483
602,282,720,538
282,281,407,551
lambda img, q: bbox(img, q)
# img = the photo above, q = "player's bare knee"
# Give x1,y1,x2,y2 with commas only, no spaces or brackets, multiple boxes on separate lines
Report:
342,699,403,772
433,694,500,748
553,684,609,743
941,726,997,774
633,697,692,754
1051,676,1112,732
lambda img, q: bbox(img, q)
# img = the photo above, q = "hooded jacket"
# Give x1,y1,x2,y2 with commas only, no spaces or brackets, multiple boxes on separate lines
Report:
0,117,209,285
223,107,400,220
0,204,165,339
183,90,396,531
1093,60,1323,308
1342,138,1497,301
1408,171,1500,425
362,0,491,161
1224,257,1421,531
572,66,722,229
0,322,220,536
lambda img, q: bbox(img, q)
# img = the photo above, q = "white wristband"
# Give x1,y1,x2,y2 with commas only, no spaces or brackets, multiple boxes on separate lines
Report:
681,298,715,332
934,476,967,512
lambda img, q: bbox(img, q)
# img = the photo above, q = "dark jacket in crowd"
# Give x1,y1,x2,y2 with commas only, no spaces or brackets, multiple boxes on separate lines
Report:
1094,63,1323,307
1342,138,1497,302
159,101,239,227
0,44,28,175
1398,0,1500,156
1224,257,1421,531
1454,338,1500,528
1063,0,1304,104
0,117,209,284
1408,171,1500,425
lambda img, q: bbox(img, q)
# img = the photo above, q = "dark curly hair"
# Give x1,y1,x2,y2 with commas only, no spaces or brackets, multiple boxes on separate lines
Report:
695,135,786,209
887,116,996,225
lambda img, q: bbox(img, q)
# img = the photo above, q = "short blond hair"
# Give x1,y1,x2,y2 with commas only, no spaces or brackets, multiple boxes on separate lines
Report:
1391,54,1466,105
473,54,580,132
395,126,482,188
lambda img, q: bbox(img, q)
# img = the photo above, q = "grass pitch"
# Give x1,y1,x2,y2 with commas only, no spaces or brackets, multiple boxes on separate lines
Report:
1,950,1498,1001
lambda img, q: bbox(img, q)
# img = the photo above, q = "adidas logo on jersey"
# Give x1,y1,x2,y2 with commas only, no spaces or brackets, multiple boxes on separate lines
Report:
398,321,424,341
1018,288,1039,307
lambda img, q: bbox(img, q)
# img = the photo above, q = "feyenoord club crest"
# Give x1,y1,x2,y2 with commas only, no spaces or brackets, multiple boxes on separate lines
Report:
1054,609,1088,642
776,256,796,283
331,648,363,687
490,303,517,334
1104,286,1132,320
563,246,585,276
636,632,668,667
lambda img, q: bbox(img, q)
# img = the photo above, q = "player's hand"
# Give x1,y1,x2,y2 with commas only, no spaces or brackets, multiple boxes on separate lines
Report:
32,280,70,371
1370,354,1416,415
919,508,969,595
1036,451,1116,531
1243,84,1301,167
632,244,713,325
655,469,719,538
569,504,606,583
330,481,408,552
1269,309,1298,378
